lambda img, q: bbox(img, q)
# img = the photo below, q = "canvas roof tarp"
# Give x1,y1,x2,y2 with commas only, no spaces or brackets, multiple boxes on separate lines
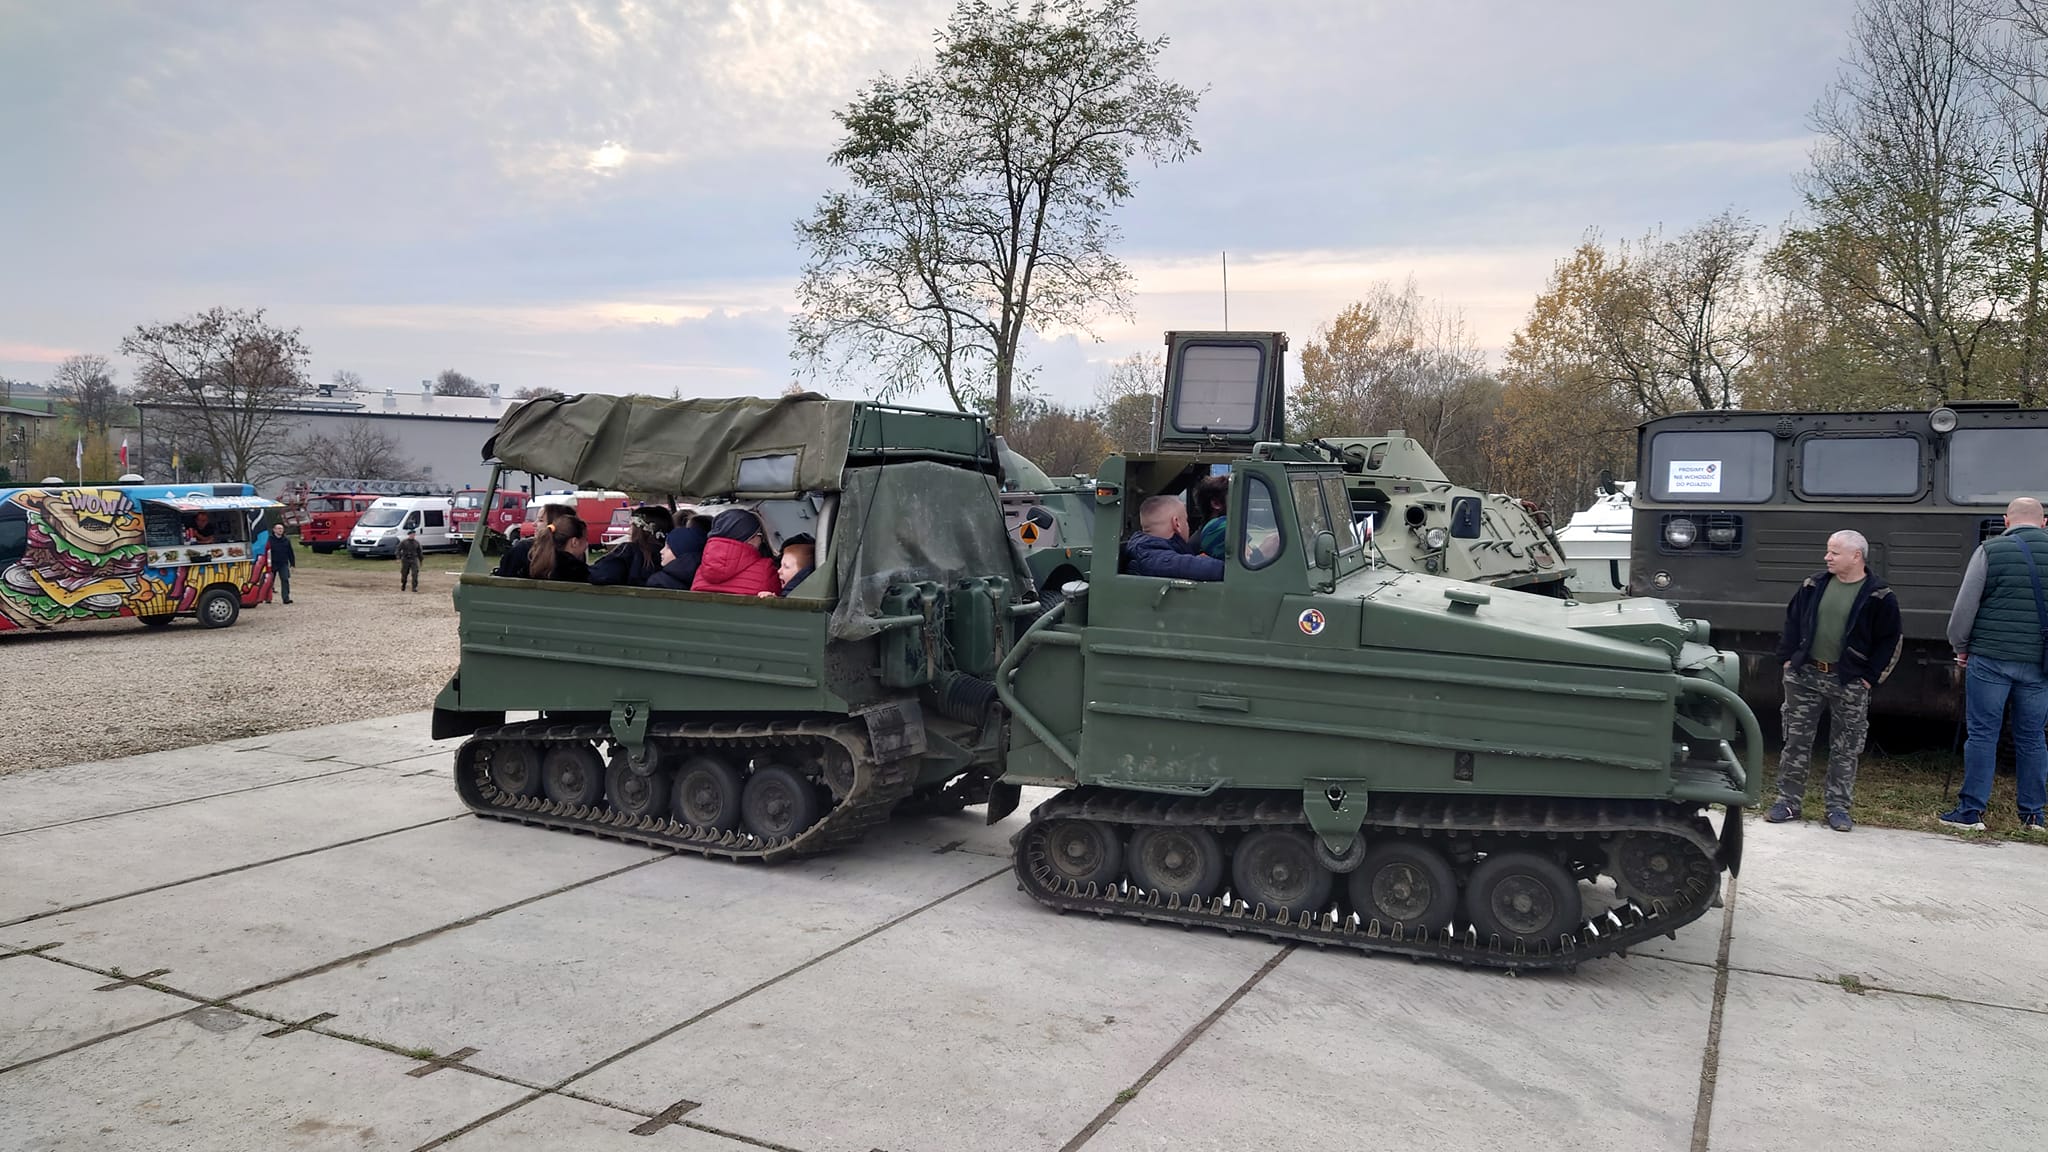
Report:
483,393,857,498
829,461,1032,641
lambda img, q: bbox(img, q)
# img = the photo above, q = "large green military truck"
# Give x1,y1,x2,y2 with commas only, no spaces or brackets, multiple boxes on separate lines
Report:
433,357,1759,969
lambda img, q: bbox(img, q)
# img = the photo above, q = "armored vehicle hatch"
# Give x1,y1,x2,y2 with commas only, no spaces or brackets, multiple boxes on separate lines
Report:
1154,331,1288,454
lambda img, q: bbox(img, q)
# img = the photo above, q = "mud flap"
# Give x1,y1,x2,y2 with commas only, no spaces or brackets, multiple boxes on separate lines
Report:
856,699,927,763
1719,806,1745,876
985,781,1022,824
432,706,503,740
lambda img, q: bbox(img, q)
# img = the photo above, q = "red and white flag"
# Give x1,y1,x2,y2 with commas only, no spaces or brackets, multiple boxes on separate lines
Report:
119,438,129,469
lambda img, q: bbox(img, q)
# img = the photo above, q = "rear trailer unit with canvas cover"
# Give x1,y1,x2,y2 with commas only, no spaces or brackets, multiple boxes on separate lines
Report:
432,394,1035,860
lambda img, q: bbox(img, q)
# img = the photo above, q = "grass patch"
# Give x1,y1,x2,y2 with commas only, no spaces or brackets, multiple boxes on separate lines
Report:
1835,974,1867,995
1769,747,2044,844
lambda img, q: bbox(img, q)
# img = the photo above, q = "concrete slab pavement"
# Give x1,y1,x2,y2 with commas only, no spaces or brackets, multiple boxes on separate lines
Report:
435,1093,765,1151
0,744,348,835
0,952,194,1070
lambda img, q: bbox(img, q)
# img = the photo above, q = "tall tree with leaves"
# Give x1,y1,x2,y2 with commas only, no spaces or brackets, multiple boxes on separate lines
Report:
793,0,1201,432
1095,350,1160,452
121,307,310,484
49,354,122,434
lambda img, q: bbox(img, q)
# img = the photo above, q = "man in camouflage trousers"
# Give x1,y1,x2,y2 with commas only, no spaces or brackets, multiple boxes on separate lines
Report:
1767,529,1904,832
397,529,423,592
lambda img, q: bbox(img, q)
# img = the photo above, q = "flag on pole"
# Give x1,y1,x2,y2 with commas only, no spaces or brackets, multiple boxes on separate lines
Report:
74,437,83,484
119,438,129,469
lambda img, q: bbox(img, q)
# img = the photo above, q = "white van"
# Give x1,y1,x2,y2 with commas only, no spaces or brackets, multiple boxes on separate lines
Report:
348,496,457,558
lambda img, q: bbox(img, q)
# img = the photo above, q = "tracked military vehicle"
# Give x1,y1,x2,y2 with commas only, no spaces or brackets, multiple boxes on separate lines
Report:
433,352,1758,970
1314,432,1571,595
995,438,1094,614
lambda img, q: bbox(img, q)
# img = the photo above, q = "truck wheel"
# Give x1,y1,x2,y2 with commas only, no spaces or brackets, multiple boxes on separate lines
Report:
541,744,606,807
1127,825,1224,902
1348,842,1458,934
741,764,822,841
196,587,240,629
604,752,670,820
137,614,175,628
1464,851,1582,949
1232,829,1332,919
1038,819,1122,890
673,754,744,831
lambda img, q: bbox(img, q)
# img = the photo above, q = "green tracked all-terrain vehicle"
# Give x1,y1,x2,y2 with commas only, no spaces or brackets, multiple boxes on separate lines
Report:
433,347,1759,970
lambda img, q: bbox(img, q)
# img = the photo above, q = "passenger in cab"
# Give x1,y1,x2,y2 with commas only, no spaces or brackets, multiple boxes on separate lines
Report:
1125,495,1224,581
529,514,590,583
648,516,711,590
691,509,780,596
757,534,815,598
589,506,673,587
1193,474,1230,560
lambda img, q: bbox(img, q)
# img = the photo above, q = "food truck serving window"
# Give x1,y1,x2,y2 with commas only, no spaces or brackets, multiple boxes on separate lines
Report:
1648,430,1775,503
1947,429,2048,502
1798,435,1922,497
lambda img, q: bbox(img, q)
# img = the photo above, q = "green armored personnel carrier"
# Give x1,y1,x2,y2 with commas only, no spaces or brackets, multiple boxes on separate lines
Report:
433,356,1759,969
1316,430,1572,595
994,437,1094,613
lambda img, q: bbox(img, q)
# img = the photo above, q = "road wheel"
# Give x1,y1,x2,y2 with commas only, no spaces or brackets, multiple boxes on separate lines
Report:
673,754,744,831
137,614,174,628
488,741,543,797
196,587,240,629
604,752,670,820
1464,851,1583,950
541,744,605,807
1127,825,1224,903
741,764,822,841
1231,828,1332,919
1348,841,1458,934
1038,819,1123,890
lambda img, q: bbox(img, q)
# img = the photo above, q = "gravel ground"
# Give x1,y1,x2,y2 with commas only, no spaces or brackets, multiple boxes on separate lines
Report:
0,558,461,774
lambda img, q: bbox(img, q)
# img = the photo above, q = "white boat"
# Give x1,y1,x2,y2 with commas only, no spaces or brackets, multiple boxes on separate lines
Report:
1558,481,1634,601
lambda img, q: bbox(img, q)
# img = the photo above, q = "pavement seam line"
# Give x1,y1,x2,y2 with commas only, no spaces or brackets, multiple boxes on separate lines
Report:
1059,943,1297,1152
0,814,472,929
0,764,375,838
1650,953,2048,1018
406,865,1010,1152
1688,875,1739,1152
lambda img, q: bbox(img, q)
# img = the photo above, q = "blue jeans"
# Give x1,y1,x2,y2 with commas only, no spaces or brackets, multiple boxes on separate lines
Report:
1960,656,2048,818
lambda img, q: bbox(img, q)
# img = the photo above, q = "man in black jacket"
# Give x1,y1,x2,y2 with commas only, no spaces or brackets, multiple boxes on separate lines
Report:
267,524,296,604
1767,529,1903,832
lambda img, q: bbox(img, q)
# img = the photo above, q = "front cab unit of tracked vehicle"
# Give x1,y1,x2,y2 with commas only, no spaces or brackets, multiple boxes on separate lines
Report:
991,330,1760,970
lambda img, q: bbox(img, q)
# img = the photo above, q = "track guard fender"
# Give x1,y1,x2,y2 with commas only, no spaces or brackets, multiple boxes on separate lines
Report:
1719,806,1744,876
985,781,1022,825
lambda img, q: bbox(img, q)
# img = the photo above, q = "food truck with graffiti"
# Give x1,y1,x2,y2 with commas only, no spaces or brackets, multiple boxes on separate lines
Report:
0,483,283,632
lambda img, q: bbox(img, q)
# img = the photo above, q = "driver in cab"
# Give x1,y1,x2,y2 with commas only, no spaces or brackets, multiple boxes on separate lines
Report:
1124,495,1224,581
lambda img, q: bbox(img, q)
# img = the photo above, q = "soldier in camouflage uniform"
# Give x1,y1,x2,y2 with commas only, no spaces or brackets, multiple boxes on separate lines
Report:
397,529,423,592
1768,530,1904,832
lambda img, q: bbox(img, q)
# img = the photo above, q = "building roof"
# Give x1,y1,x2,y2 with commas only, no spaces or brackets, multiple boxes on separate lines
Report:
136,386,515,422
0,403,59,420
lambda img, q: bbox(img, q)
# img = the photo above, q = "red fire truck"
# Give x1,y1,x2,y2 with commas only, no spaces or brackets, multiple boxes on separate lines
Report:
296,478,455,553
451,488,527,548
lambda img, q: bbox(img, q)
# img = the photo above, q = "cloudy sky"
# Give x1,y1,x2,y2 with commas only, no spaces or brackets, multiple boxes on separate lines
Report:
0,0,1856,409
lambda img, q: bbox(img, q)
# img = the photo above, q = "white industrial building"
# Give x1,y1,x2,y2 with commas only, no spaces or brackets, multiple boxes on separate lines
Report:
135,380,522,498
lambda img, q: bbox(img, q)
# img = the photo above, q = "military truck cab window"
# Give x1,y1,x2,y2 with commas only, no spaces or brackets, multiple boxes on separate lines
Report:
1947,428,2048,503
1796,435,1922,498
1318,473,1364,557
1170,344,1265,434
1240,474,1282,570
1289,476,1333,569
1647,430,1775,503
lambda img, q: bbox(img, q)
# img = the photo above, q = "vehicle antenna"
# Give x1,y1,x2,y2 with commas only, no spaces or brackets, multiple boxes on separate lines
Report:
1222,251,1229,331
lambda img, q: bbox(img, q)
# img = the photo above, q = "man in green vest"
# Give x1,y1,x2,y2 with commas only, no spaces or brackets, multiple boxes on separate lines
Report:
1767,529,1904,832
1941,497,2048,832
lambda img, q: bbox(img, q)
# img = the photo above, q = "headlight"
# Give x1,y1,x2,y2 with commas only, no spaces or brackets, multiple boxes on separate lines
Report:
1664,517,1697,548
1930,406,1959,434
1423,527,1449,550
1706,523,1736,546
1652,570,1673,590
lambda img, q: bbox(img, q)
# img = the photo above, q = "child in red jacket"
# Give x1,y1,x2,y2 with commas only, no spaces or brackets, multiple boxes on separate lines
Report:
691,509,781,596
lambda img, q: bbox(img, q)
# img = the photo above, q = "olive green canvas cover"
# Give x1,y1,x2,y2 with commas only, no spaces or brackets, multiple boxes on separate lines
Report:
829,461,1030,640
483,393,856,497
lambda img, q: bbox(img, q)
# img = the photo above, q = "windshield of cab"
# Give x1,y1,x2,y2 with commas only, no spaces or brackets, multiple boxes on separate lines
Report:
454,494,482,509
306,497,350,513
359,507,406,528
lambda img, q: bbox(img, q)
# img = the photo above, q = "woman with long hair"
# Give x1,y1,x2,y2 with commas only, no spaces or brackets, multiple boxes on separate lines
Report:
590,506,674,586
529,513,590,582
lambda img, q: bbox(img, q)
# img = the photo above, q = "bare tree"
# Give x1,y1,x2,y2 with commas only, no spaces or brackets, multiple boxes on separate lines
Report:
49,354,122,434
434,369,487,397
511,385,565,401
330,368,364,395
1003,398,1112,477
121,307,310,484
1094,350,1160,453
793,0,1201,431
291,423,424,480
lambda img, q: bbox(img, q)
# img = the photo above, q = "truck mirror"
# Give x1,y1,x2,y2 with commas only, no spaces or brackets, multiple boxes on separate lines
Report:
1312,530,1338,571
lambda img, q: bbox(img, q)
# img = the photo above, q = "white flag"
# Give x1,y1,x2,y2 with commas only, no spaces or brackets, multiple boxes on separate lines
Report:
74,438,82,469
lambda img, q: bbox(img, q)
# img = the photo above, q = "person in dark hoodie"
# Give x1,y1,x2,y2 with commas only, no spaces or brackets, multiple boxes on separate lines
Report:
589,506,673,587
1766,529,1903,832
691,509,781,596
1123,495,1224,581
647,515,712,590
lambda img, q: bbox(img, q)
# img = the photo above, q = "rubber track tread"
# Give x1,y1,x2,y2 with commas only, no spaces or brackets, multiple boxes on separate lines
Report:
1011,788,1725,972
453,718,905,863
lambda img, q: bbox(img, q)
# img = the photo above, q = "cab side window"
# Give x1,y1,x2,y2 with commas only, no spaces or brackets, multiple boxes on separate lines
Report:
1240,475,1282,570
423,510,446,529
